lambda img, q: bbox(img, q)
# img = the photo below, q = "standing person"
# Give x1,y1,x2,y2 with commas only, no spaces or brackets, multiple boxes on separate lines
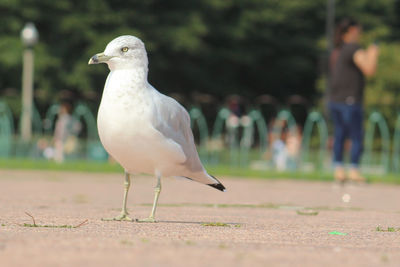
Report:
329,18,379,182
53,102,74,163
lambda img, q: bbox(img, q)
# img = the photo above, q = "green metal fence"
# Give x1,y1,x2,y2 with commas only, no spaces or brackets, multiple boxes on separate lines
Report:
363,111,391,173
392,113,400,173
189,107,209,163
1,99,399,176
72,103,107,160
0,101,13,157
301,111,328,169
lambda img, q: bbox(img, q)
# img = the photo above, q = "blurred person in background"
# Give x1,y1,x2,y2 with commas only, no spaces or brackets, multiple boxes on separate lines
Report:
53,102,80,163
329,17,379,182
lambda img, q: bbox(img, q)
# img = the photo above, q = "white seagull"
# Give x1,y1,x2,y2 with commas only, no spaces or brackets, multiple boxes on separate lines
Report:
89,35,225,222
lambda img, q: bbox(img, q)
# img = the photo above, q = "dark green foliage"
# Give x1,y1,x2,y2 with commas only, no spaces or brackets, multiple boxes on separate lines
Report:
0,0,398,110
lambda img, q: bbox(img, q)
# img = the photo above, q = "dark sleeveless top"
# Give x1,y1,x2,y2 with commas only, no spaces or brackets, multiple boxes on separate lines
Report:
329,43,365,105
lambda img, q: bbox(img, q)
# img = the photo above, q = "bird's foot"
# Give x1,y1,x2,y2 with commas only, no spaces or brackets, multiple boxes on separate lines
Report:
101,212,134,222
136,216,157,223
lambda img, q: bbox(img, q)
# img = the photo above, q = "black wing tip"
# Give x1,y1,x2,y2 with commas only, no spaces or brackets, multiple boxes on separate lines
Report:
208,183,226,192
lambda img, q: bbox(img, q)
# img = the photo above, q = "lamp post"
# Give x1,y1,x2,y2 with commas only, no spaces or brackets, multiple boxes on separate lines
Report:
20,22,38,142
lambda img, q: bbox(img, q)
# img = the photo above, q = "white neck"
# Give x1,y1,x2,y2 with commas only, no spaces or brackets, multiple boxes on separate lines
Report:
105,66,149,94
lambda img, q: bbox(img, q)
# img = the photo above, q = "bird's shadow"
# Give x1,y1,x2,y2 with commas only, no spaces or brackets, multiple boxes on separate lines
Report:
156,220,241,225
99,218,242,225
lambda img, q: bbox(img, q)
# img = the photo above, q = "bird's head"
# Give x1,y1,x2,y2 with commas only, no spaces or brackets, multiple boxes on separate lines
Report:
88,35,148,71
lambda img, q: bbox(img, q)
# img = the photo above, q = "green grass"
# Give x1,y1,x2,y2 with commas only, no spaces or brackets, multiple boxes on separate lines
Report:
0,158,399,184
207,165,400,184
0,158,123,173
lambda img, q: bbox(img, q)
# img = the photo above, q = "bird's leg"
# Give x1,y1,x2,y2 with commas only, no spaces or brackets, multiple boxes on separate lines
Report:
138,175,161,223
102,172,134,222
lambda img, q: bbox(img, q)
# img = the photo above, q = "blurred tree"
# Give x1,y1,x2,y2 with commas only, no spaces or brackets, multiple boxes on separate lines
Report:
0,0,398,120
0,0,326,105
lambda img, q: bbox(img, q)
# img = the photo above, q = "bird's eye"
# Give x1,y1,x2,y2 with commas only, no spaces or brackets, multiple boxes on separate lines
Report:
121,47,129,52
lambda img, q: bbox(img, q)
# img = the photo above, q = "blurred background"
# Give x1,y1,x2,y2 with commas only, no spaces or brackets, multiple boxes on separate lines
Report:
0,0,400,179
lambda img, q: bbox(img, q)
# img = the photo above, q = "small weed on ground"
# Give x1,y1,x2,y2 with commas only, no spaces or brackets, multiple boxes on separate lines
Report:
381,254,389,263
73,194,88,204
22,212,88,229
201,222,242,227
376,226,400,232
218,243,227,249
120,239,133,246
296,209,319,216
23,223,77,228
201,222,230,227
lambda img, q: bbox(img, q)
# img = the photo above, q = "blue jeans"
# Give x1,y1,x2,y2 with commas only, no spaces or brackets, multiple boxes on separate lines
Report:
329,102,363,167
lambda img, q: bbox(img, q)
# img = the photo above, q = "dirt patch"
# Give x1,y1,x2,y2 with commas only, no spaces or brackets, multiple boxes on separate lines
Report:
0,169,399,267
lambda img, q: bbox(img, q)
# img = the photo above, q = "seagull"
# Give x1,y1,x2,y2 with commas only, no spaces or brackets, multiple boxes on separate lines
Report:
88,35,225,222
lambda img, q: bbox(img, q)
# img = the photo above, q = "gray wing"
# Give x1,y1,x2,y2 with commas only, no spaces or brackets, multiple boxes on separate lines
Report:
150,88,205,174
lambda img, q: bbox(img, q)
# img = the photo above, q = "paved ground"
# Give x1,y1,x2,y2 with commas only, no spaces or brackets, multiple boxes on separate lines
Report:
0,169,399,267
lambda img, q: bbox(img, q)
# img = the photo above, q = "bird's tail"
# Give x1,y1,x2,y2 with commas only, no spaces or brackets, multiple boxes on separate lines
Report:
180,174,226,192
207,175,226,192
